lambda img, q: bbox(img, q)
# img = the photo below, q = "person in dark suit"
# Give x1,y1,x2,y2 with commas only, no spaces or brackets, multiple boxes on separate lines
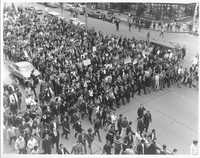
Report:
93,117,101,142
57,144,70,154
117,114,123,135
51,128,60,152
42,134,52,154
136,139,146,154
147,141,158,154
137,104,145,119
143,110,152,132
62,117,70,139
124,131,134,148
137,117,144,135
73,121,82,138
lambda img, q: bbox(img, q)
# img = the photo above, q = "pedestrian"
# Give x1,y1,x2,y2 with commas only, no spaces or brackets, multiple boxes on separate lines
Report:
57,144,70,154
137,117,144,136
27,135,39,153
62,117,70,139
7,125,17,146
137,104,145,119
73,120,82,138
71,136,84,154
42,134,52,154
117,114,123,135
128,16,132,31
115,19,120,31
103,139,112,154
148,129,157,142
147,141,157,154
114,132,122,154
15,135,26,154
120,117,128,138
143,110,152,132
85,128,95,154
136,139,146,154
124,131,134,148
160,144,167,154
147,31,150,44
93,117,102,142
160,25,164,38
190,140,199,155
87,104,93,124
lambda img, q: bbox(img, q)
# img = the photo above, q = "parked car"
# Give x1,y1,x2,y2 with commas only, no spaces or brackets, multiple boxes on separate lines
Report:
43,3,60,8
8,61,40,84
69,18,85,26
88,10,103,19
104,11,115,22
63,3,75,12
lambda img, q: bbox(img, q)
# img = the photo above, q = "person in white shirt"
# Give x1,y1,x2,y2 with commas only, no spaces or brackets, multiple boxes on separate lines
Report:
27,135,39,153
155,73,160,90
15,135,26,154
190,140,199,155
7,125,17,145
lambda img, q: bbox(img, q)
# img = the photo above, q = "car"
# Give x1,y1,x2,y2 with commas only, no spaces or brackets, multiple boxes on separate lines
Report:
88,10,103,19
104,11,115,22
8,61,40,84
35,9,43,15
48,11,60,17
43,3,60,8
63,3,75,11
69,18,85,26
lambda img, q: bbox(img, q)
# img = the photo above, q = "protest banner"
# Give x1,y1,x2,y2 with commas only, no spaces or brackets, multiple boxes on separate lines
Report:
124,57,132,64
83,59,91,66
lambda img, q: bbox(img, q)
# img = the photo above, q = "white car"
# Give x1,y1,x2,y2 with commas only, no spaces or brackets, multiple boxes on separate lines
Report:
69,18,85,26
63,3,75,11
8,61,40,84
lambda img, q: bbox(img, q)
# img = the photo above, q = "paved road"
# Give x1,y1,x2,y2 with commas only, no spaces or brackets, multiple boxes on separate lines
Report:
3,3,199,155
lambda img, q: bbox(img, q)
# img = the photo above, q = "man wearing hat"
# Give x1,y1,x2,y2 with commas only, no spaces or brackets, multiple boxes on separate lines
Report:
136,139,146,154
85,128,94,154
117,114,123,135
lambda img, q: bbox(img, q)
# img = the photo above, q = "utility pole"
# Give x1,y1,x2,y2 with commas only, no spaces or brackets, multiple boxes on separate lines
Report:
192,2,199,33
85,7,88,30
60,2,64,17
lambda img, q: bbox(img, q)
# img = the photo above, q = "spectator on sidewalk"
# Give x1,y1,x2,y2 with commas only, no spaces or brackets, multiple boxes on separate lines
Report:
42,134,52,154
190,140,199,155
57,144,70,154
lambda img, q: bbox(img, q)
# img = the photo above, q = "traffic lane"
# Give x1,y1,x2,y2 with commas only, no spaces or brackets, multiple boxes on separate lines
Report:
115,87,198,154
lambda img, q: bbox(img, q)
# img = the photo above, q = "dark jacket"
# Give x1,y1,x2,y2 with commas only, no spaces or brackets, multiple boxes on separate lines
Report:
57,147,70,154
42,138,52,154
147,143,157,154
136,143,147,154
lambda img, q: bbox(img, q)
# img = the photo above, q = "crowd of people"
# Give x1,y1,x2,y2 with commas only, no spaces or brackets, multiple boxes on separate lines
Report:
3,5,199,155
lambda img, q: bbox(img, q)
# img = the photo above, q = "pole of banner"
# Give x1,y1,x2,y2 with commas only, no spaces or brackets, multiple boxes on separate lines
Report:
85,7,88,31
60,3,64,17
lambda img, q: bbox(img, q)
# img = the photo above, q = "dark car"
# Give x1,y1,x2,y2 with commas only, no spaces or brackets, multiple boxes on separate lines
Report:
88,10,103,19
43,3,60,8
104,11,115,22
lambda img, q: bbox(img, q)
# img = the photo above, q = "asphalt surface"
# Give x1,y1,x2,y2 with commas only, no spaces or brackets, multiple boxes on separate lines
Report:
3,3,199,155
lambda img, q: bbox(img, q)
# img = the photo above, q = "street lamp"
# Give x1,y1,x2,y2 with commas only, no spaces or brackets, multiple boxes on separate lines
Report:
84,7,88,30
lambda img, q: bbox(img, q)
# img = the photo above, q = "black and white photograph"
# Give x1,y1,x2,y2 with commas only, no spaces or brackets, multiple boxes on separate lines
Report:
1,0,199,156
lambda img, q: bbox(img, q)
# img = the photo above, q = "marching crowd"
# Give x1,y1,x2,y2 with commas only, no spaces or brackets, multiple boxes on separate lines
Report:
3,5,199,155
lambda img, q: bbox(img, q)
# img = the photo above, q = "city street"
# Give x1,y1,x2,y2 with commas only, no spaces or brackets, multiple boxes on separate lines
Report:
30,3,199,68
3,3,199,155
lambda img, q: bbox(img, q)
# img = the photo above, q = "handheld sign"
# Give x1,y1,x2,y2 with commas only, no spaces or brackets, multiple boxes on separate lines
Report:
83,59,91,66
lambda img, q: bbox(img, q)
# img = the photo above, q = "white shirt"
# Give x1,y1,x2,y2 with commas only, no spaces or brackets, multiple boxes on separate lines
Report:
27,138,38,150
190,144,199,155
